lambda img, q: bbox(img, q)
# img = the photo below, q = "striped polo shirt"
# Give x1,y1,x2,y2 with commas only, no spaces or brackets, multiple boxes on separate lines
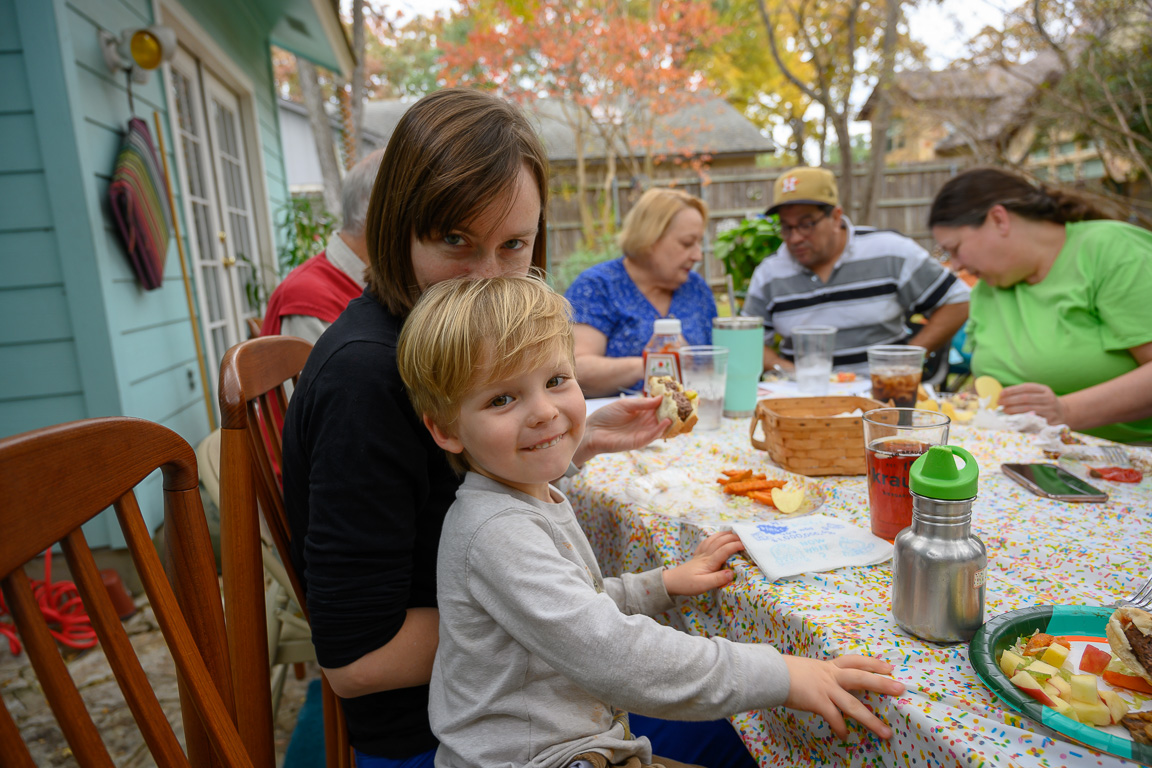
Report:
741,217,970,368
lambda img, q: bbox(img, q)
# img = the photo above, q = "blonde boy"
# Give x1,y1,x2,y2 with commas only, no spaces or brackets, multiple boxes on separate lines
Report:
398,274,903,768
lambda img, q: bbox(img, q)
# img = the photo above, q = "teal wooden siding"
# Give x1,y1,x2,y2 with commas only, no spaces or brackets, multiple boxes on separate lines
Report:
3,0,291,548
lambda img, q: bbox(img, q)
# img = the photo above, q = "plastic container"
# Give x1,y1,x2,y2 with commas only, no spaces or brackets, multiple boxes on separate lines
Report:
642,318,687,395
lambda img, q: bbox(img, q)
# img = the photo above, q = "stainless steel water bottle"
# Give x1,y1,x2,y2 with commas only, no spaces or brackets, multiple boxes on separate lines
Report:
891,445,986,643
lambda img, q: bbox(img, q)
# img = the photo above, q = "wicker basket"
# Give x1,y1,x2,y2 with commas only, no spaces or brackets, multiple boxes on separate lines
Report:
749,396,885,476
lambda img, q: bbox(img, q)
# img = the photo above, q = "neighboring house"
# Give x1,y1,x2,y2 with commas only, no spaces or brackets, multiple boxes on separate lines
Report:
859,51,1115,184
530,94,777,177
358,92,775,178
0,0,351,547
279,97,387,195
353,92,775,273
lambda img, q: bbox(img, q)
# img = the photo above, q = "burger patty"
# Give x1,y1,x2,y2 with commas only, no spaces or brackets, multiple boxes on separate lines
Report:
671,391,692,421
1125,621,1152,668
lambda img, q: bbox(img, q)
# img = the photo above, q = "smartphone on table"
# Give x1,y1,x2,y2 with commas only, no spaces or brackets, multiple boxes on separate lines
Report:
1000,463,1109,503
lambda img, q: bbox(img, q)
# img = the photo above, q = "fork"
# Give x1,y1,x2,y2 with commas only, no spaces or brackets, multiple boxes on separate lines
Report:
1119,575,1152,610
1100,444,1131,467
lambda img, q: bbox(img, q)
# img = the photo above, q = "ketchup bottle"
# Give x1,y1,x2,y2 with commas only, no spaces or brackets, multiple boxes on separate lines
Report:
642,318,687,395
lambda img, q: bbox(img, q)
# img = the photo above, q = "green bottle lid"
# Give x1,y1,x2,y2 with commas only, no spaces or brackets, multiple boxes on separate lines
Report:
910,445,979,500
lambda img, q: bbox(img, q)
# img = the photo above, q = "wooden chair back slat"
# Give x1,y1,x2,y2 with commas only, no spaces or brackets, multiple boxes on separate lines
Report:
219,336,354,768
59,525,189,765
0,688,38,768
3,568,118,768
0,417,262,768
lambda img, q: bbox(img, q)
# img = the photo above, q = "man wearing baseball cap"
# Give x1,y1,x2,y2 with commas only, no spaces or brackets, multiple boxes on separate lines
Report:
740,167,969,372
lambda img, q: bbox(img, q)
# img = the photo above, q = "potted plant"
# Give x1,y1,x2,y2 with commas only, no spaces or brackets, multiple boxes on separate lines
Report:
713,215,782,301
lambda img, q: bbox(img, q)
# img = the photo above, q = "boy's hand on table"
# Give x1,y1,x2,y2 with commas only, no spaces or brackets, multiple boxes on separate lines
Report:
782,655,905,740
662,531,745,596
573,396,670,466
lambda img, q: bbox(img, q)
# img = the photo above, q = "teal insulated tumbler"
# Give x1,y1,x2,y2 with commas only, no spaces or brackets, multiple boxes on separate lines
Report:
712,317,762,417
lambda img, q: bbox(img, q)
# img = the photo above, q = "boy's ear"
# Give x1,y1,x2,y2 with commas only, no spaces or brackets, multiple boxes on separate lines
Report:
424,414,464,455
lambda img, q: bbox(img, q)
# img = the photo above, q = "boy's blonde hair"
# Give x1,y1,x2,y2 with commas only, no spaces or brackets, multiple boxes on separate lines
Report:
617,188,708,260
397,273,574,472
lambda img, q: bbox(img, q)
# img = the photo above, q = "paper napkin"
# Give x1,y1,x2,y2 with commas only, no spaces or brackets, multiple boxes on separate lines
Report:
730,514,893,581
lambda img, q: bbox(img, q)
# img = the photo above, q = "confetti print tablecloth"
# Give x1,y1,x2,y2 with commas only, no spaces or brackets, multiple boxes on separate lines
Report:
564,420,1152,768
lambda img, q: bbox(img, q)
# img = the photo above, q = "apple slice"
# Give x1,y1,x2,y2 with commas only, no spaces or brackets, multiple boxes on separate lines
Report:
1010,670,1059,706
975,375,1003,409
1068,697,1111,726
999,649,1027,678
1023,660,1059,682
1099,689,1131,724
770,484,806,515
1069,673,1101,704
1047,675,1072,699
1049,696,1075,719
1040,642,1071,668
1079,644,1111,675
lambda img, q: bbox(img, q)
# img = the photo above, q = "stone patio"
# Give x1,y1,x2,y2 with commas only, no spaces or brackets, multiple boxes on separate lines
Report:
1,592,315,767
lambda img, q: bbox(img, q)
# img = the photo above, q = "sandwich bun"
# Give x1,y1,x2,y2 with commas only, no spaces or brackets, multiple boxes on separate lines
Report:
1106,605,1152,684
648,376,698,438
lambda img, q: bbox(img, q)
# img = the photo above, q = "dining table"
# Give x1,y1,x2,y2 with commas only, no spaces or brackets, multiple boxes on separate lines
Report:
567,387,1152,767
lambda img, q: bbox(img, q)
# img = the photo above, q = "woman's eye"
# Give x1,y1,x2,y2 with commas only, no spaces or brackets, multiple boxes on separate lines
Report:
444,234,465,246
503,239,526,251
489,394,511,407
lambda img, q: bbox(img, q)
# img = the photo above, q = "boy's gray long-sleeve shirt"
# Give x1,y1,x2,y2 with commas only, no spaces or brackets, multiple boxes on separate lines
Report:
430,472,791,768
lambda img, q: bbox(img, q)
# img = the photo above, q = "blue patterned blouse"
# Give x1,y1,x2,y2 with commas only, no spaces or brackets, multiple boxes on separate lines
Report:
565,257,717,390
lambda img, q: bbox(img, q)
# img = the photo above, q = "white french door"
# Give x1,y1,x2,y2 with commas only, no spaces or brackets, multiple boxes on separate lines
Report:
168,46,262,396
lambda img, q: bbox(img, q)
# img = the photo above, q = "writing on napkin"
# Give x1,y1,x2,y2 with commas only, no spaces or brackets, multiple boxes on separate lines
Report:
731,514,892,581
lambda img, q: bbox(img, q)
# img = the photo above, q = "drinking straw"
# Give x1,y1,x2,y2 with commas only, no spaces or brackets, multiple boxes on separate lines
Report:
726,273,737,317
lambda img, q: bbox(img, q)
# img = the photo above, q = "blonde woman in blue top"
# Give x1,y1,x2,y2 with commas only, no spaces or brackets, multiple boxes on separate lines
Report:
567,188,717,397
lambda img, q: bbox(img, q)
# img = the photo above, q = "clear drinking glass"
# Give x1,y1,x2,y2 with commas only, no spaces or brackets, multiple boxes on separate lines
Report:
862,407,951,540
793,326,837,396
867,345,926,407
679,346,729,431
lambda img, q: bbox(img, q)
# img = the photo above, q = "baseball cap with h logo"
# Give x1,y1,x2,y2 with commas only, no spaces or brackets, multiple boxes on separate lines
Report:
766,167,839,215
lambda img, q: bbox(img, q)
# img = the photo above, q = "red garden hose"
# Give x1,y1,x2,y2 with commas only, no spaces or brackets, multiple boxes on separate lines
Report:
0,546,98,655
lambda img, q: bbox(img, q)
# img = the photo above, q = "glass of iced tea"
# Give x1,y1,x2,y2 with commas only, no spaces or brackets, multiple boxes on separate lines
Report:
862,407,951,540
867,345,927,407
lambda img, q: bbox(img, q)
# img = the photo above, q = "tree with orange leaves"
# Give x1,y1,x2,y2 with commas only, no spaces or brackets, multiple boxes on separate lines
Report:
440,0,724,246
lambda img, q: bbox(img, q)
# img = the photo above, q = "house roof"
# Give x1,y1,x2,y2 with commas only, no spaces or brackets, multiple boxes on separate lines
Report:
360,93,775,164
266,0,355,78
858,51,1066,152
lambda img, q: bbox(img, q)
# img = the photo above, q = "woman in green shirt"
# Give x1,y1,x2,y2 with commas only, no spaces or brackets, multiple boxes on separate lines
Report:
929,167,1152,444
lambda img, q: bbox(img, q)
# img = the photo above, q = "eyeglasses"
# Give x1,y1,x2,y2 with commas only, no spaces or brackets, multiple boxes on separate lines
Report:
779,213,827,239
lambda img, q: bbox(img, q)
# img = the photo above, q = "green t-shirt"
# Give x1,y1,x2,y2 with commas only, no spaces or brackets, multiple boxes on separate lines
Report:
969,219,1152,443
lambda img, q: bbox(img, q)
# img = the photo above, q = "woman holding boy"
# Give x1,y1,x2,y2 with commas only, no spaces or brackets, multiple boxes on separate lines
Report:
282,88,758,767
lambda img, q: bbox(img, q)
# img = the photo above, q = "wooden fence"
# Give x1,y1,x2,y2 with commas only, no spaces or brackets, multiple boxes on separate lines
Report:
545,161,969,287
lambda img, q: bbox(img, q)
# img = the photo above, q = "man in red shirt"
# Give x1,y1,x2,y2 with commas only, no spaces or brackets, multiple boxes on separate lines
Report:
261,150,382,343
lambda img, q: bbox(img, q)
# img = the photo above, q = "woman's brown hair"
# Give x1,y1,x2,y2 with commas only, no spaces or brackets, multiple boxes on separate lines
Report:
928,167,1111,229
364,88,550,316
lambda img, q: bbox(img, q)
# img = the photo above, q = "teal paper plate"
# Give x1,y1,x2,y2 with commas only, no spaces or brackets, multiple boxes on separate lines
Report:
969,604,1152,764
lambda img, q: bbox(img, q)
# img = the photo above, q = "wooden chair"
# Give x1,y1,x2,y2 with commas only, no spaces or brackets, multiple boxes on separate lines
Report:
247,317,263,339
0,417,265,768
218,335,354,768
